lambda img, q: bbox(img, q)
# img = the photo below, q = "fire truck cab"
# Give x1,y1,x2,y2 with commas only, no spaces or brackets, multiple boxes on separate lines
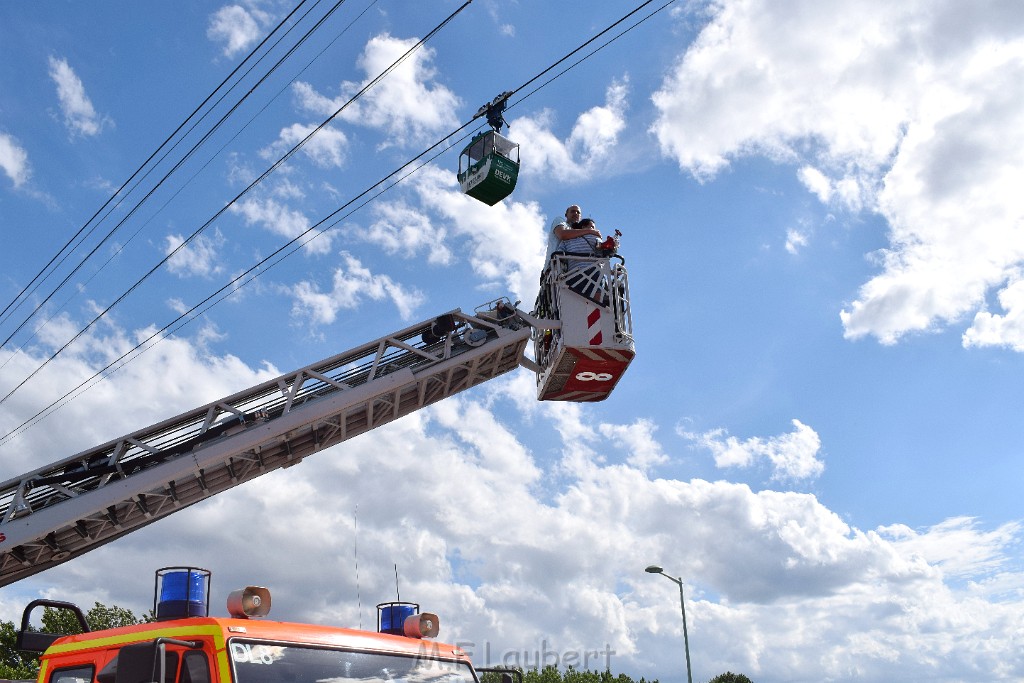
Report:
15,568,513,683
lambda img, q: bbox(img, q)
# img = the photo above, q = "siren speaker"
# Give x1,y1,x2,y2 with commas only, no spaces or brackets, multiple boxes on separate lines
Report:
403,612,440,638
227,586,272,618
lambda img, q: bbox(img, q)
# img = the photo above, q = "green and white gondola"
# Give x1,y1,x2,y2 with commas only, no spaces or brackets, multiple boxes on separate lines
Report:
458,130,520,206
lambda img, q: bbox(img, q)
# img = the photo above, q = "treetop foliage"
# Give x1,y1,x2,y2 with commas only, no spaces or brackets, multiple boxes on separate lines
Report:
481,665,658,683
707,673,754,683
0,601,143,680
483,666,752,683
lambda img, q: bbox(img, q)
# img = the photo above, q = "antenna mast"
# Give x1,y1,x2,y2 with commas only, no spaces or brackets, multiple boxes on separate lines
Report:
354,505,361,630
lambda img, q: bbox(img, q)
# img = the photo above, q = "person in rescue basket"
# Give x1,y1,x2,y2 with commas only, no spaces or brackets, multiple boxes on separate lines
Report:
574,218,601,252
547,204,601,258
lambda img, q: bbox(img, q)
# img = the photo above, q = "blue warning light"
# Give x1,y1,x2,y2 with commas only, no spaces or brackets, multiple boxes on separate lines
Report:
155,567,211,620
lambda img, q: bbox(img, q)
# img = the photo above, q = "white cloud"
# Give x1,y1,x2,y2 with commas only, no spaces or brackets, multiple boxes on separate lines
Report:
650,0,1024,348
3,327,1024,682
797,165,832,204
785,227,808,255
260,122,349,168
0,132,30,188
48,56,108,137
404,164,547,303
207,4,269,58
291,81,334,114
294,34,460,147
165,229,225,278
963,273,1024,351
651,1,909,180
349,200,453,266
229,196,333,255
0,320,278,471
598,418,668,470
680,418,824,481
289,251,425,323
568,77,630,162
318,161,549,305
510,79,630,183
504,110,576,180
881,516,1023,581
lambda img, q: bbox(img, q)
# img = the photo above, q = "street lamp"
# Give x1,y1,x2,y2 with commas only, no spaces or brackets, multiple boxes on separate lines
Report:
645,565,693,683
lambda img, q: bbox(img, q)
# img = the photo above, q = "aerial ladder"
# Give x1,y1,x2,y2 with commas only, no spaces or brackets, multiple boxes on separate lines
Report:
0,251,634,587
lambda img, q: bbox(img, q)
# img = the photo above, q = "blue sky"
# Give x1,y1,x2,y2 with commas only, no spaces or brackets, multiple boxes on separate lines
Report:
2,1,1024,681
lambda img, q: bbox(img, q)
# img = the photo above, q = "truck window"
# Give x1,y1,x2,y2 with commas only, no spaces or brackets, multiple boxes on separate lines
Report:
179,651,210,683
229,641,475,683
100,647,178,683
49,665,94,683
162,651,179,683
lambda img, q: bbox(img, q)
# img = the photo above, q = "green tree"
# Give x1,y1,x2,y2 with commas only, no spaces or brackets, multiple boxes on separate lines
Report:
0,619,38,680
0,601,143,680
484,665,657,683
41,602,141,634
707,672,753,683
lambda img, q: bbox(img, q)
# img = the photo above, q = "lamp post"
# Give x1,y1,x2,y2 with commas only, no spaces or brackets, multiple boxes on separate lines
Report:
645,565,693,683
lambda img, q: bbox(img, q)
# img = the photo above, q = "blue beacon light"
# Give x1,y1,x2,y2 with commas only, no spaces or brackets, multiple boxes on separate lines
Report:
155,567,211,620
377,602,418,635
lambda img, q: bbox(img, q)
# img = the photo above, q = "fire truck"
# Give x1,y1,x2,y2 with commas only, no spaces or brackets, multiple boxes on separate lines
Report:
0,246,634,587
12,566,521,683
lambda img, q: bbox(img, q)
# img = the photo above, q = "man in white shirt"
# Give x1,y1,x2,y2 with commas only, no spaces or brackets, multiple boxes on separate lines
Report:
548,204,601,257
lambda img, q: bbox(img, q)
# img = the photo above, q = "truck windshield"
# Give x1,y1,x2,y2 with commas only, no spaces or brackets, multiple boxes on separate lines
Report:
229,641,476,683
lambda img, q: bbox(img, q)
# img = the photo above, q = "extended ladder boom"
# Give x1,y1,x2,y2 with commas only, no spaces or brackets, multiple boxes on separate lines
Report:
0,303,545,587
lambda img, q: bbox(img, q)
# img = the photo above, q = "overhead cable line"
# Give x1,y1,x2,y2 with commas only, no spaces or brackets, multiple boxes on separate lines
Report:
0,0,381,379
0,0,476,412
0,0,347,354
163,0,679,288
277,0,683,261
0,112,477,447
0,0,316,337
508,0,678,110
0,0,676,445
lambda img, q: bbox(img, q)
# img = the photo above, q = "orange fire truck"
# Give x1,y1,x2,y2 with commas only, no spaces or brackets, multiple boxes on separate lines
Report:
13,567,519,683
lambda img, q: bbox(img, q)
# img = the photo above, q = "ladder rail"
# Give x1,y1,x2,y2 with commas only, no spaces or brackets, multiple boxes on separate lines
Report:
0,308,492,497
0,305,543,586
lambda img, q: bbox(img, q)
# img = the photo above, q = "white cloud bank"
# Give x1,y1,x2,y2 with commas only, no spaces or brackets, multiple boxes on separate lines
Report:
1,323,1024,683
342,163,547,306
229,195,334,255
288,251,425,323
680,419,824,482
48,56,108,137
651,0,1024,349
406,166,547,304
207,3,271,58
165,230,225,278
0,132,30,188
260,122,349,169
511,78,630,184
294,33,460,147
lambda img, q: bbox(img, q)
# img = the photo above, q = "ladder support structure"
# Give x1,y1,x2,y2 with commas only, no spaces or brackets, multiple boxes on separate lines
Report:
0,303,541,587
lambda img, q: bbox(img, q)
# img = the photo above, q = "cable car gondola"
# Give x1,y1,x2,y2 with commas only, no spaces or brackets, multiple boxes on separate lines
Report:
458,91,520,206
